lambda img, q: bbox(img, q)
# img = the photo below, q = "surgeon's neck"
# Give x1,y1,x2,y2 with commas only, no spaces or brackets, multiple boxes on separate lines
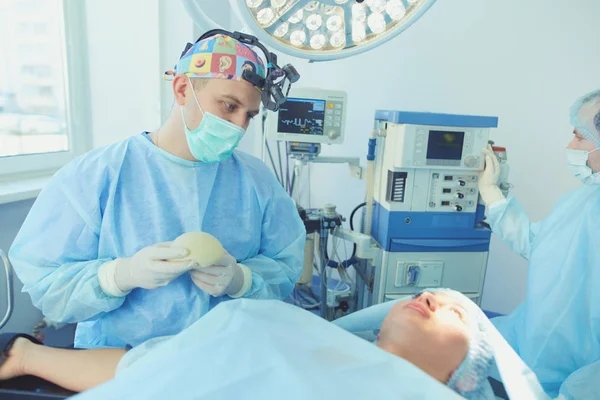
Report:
149,107,197,162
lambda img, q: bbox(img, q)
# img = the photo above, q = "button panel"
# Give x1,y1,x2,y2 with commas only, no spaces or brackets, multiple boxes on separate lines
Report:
428,172,480,212
324,101,344,140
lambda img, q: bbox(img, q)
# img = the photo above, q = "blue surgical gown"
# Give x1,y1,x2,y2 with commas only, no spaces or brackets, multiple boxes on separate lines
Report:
487,184,600,397
9,133,306,349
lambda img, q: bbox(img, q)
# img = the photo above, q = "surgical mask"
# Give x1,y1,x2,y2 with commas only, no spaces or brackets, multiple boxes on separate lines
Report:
565,148,600,184
180,79,244,163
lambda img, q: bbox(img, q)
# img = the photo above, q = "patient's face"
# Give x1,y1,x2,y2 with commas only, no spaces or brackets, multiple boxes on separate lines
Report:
376,292,471,383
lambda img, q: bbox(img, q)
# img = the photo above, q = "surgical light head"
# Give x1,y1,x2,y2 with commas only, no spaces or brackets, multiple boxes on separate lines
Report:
181,0,438,62
165,29,300,112
570,89,600,147
230,0,437,61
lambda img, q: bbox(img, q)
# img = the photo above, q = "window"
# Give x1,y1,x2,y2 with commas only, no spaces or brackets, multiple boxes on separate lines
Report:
21,65,53,78
16,22,32,35
33,22,48,35
0,0,91,179
16,0,47,12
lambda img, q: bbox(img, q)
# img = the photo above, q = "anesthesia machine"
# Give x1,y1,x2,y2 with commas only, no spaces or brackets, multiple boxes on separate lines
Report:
266,90,510,318
362,112,502,308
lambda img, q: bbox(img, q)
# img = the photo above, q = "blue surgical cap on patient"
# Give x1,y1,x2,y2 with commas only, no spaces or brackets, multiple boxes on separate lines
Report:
427,288,495,400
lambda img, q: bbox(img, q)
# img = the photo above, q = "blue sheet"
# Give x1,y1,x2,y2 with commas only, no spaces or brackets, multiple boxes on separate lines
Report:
73,299,462,400
70,297,556,400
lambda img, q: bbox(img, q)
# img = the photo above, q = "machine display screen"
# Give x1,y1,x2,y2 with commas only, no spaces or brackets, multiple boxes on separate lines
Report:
426,130,465,160
277,98,325,136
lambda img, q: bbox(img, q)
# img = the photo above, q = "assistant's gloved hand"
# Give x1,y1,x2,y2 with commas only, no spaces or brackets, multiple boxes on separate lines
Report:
478,145,505,206
98,243,196,297
190,253,253,298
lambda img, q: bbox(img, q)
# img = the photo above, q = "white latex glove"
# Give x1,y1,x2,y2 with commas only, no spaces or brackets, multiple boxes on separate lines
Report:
478,144,505,206
190,253,252,298
98,243,196,297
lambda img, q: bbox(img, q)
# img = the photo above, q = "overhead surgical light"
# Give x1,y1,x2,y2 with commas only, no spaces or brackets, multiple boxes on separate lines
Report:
182,0,437,61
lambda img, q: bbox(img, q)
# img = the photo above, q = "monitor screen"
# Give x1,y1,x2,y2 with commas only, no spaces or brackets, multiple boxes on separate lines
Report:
426,130,465,160
277,98,325,136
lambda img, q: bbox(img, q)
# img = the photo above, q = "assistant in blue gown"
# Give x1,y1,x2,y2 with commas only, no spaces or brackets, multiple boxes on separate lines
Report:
488,89,600,397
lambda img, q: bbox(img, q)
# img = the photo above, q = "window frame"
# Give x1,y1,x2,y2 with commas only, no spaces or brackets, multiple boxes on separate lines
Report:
0,0,92,181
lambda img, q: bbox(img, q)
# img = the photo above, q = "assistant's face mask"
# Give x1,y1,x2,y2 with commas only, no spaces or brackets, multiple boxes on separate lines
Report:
180,77,245,163
565,148,600,184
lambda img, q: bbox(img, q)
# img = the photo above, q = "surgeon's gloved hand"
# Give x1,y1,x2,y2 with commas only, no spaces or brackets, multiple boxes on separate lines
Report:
190,253,252,298
478,145,505,206
98,243,196,297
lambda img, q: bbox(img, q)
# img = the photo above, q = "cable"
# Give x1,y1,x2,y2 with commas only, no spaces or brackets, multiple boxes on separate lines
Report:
331,236,339,264
313,231,323,275
308,163,311,208
289,168,296,198
285,145,291,194
349,202,367,257
319,225,329,318
350,202,367,231
276,141,285,191
340,238,354,287
306,285,319,302
321,202,367,271
328,236,354,293
333,243,343,291
342,237,349,265
293,285,320,309
296,282,320,304
290,162,300,202
340,239,354,290
296,285,320,309
320,222,328,263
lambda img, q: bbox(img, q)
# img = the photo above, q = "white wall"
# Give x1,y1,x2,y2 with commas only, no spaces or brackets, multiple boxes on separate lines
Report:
85,0,162,147
261,0,600,314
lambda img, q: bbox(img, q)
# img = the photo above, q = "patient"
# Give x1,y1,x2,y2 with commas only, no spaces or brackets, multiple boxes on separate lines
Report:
377,290,492,397
0,289,494,399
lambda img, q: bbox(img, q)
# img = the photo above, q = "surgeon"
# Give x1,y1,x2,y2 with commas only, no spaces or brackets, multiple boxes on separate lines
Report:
8,32,306,349
477,89,600,397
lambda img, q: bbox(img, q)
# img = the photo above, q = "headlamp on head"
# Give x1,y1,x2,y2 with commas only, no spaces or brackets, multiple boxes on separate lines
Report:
177,29,300,112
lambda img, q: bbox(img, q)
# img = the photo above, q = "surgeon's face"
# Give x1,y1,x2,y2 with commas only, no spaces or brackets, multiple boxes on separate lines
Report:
567,128,600,173
376,292,470,384
176,76,261,132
